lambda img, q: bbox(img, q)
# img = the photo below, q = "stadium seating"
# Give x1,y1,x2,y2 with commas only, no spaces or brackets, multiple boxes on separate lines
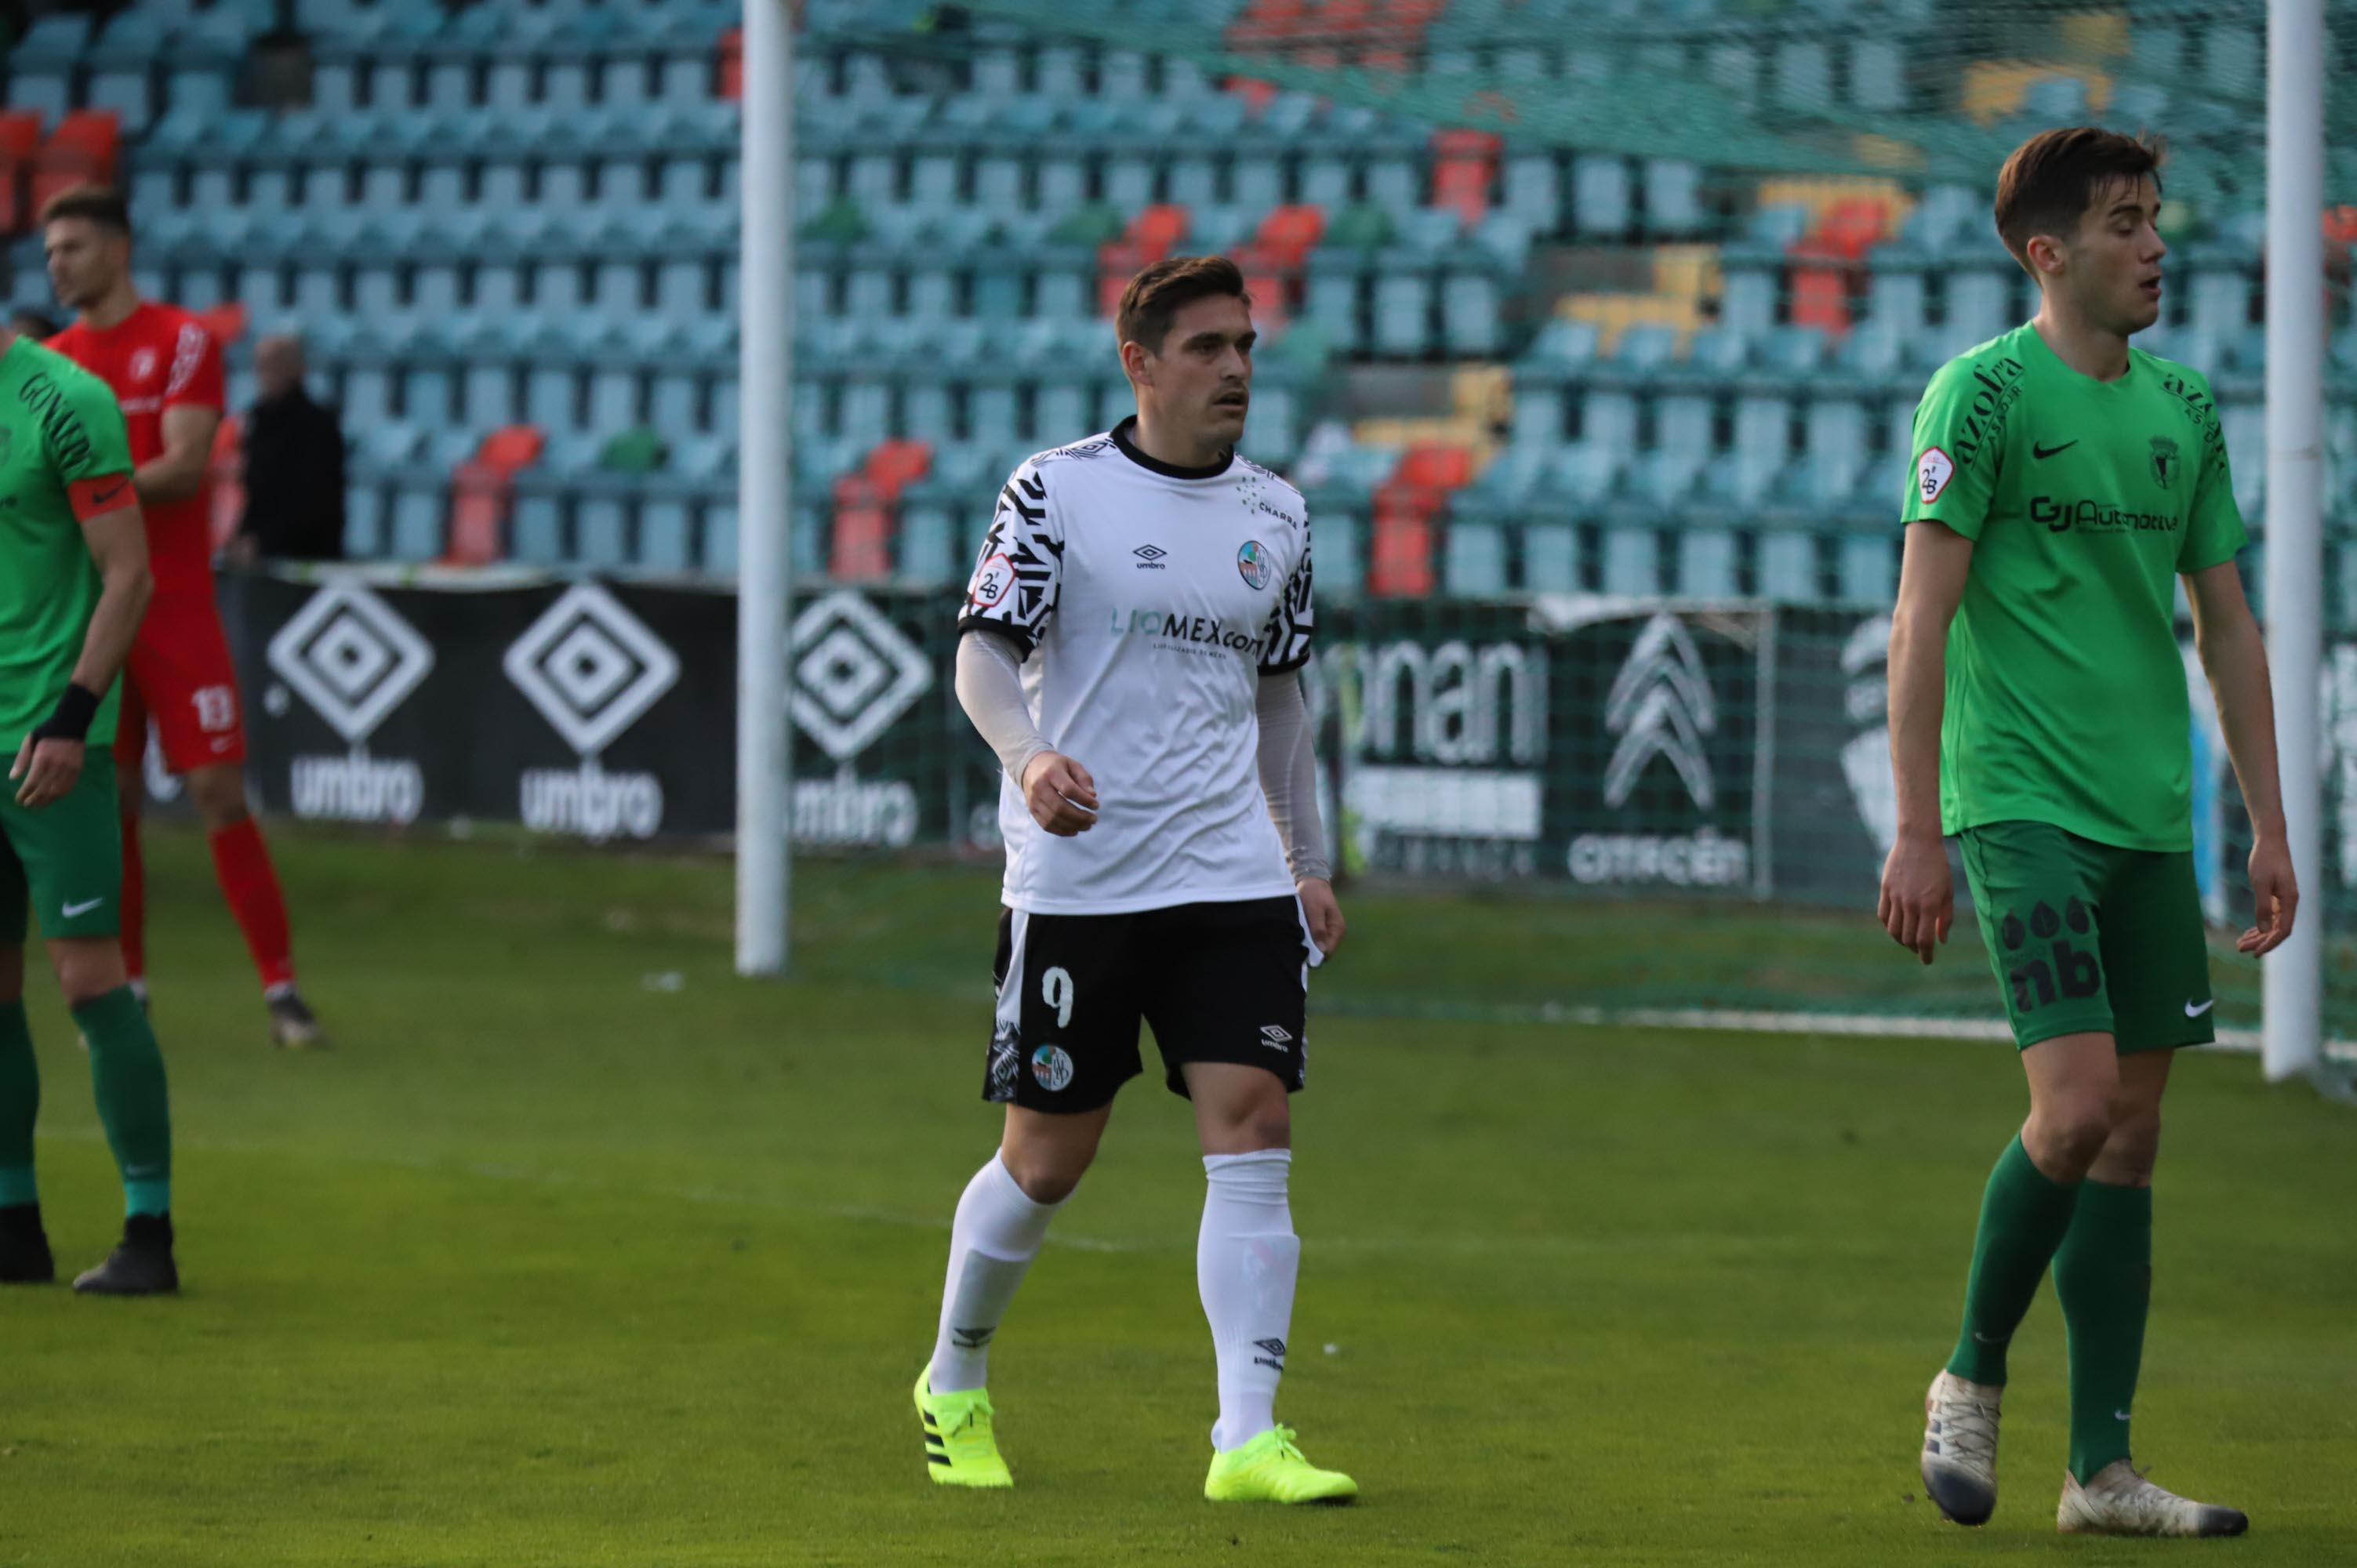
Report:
0,0,2344,596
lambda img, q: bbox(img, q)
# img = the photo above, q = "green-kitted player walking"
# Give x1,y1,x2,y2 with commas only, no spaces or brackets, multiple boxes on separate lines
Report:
0,317,179,1294
1880,128,2297,1536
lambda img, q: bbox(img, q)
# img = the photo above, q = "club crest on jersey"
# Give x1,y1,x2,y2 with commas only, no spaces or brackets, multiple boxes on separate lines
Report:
2150,435,2179,491
1237,539,1273,590
1030,1044,1074,1092
128,347,158,383
969,553,1014,609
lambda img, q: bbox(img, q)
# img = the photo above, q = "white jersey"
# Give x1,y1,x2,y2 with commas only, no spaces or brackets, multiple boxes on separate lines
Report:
959,418,1315,916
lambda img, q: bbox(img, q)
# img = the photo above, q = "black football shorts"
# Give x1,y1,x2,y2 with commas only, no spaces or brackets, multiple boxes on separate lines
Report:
982,896,1313,1113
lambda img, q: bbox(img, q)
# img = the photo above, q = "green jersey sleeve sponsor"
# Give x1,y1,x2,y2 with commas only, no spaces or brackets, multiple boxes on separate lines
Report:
2164,366,2249,572
1899,343,2028,539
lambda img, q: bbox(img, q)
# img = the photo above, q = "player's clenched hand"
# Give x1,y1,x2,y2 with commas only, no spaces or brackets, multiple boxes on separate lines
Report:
1298,877,1346,958
2239,837,2299,956
1878,832,1952,966
10,735,84,810
1021,751,1099,837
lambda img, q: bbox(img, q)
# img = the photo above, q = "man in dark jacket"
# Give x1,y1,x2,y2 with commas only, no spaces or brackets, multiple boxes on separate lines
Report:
234,334,346,562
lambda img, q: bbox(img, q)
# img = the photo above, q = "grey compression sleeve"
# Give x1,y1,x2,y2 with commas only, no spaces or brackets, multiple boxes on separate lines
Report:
1255,670,1331,884
956,630,1054,786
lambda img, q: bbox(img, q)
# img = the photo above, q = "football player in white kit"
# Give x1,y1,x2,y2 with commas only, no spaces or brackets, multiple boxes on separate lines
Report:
913,256,1356,1504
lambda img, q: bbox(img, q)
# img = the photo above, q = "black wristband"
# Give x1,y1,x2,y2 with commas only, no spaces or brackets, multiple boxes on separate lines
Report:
31,684,100,744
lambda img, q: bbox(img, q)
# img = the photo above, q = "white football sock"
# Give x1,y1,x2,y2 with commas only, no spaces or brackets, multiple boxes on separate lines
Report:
1197,1149,1299,1452
927,1153,1063,1394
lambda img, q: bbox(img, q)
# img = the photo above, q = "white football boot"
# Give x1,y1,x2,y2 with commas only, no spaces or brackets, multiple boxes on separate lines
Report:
1921,1370,2003,1526
2058,1460,2249,1537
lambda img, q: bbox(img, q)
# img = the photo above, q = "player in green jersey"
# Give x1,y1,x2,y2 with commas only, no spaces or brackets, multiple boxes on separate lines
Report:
1881,129,2296,1537
0,318,181,1295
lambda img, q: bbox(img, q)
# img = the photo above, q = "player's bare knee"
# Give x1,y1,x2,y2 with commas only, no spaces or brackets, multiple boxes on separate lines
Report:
184,764,250,829
1198,1083,1291,1154
49,940,128,1007
2027,1094,2115,1178
1000,1144,1091,1205
2095,1105,2163,1184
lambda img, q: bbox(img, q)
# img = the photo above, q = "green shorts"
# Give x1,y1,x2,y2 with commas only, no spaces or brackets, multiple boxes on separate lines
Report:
0,760,122,946
1958,820,2216,1054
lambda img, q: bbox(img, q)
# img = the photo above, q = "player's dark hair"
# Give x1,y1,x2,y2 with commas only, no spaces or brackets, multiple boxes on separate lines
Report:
1117,255,1251,355
38,183,133,238
1993,127,2164,273
9,310,58,340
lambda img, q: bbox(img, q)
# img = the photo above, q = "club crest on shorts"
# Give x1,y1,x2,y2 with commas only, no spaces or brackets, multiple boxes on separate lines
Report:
1030,1044,1074,1092
1236,540,1273,590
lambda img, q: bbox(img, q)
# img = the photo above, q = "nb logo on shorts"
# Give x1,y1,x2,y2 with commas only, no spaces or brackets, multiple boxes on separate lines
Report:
2000,899,2101,1014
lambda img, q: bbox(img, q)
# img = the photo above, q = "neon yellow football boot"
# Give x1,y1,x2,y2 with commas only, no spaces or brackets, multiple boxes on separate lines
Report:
1203,1425,1358,1504
914,1367,1014,1488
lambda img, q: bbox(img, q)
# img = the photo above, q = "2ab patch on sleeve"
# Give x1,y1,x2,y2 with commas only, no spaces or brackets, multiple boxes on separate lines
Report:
1916,446,1956,506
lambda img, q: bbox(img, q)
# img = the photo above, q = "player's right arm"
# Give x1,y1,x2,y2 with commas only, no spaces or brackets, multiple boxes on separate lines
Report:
1879,356,2003,964
957,458,1095,836
1880,524,1972,963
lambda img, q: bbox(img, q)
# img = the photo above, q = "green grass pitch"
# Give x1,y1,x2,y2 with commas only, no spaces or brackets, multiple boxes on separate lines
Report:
5,824,2351,1566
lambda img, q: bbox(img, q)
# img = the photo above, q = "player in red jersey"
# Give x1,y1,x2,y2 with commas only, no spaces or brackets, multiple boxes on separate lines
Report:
42,187,323,1050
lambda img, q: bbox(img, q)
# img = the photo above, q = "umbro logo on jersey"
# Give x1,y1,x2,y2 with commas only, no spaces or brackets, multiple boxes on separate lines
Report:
1131,544,1169,570
2033,438,2079,459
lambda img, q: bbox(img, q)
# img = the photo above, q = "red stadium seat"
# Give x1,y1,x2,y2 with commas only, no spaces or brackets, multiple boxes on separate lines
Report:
477,426,546,474
1226,0,1307,49
1368,481,1437,597
830,475,892,583
198,301,248,348
1098,206,1195,313
1433,129,1500,227
445,426,546,565
1253,204,1326,268
1396,442,1475,491
0,112,44,236
863,438,932,503
1786,237,1853,336
718,27,743,100
31,111,119,220
1227,78,1280,116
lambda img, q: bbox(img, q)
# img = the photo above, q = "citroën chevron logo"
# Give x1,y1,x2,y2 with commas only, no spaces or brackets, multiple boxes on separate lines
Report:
1602,614,1717,811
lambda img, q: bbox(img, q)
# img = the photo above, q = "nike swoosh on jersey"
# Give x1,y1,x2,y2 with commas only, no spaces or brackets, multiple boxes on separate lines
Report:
2032,439,2079,459
92,484,129,506
2184,998,2215,1018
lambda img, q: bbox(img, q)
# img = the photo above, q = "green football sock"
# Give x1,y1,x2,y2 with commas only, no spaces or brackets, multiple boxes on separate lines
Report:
2055,1178,2152,1483
0,1000,36,1207
71,987,171,1218
1946,1134,2082,1387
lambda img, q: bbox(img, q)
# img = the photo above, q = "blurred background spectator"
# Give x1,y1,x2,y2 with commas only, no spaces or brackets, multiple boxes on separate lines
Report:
234,332,344,563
